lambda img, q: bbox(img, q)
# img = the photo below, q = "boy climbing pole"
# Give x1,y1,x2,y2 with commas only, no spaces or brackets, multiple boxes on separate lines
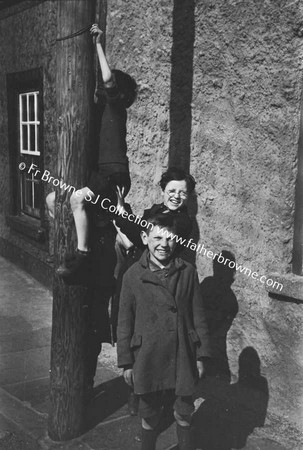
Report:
46,23,137,283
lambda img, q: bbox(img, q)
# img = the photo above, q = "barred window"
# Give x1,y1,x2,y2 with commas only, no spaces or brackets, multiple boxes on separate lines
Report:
19,92,40,156
7,68,46,242
18,91,41,218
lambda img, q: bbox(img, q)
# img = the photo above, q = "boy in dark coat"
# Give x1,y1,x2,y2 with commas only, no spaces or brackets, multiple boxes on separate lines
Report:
117,214,210,450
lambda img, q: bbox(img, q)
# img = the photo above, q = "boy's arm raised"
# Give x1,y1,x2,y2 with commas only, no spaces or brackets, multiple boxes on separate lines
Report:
90,23,113,85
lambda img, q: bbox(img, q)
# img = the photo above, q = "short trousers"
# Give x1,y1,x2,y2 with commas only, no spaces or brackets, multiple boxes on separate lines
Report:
87,164,131,197
138,390,194,420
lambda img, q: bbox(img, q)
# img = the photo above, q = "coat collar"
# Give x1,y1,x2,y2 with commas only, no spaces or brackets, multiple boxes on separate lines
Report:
149,203,188,215
138,250,186,307
139,249,186,282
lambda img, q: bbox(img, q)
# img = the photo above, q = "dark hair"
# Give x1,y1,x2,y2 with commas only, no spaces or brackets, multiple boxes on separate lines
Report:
112,69,137,108
143,213,177,235
159,167,196,193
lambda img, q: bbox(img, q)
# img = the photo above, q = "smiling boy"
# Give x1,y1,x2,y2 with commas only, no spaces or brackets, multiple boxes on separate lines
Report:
117,214,210,450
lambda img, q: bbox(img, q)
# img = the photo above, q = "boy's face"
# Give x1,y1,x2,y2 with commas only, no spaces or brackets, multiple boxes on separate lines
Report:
162,179,188,211
141,226,177,265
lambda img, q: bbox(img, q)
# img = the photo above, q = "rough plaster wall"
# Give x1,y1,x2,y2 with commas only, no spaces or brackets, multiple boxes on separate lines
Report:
106,0,303,431
106,0,173,208
0,0,57,261
193,0,303,430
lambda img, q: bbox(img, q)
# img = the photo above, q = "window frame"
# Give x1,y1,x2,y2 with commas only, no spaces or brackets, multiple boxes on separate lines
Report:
6,67,47,244
19,91,41,156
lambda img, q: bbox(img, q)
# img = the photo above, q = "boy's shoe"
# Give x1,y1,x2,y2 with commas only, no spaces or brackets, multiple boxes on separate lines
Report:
56,249,91,285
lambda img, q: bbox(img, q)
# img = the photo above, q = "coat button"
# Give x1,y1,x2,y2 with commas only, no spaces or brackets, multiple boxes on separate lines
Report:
170,306,177,313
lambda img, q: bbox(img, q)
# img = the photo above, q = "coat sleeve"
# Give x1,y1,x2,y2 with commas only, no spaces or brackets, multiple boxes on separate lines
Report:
192,271,211,359
117,271,136,368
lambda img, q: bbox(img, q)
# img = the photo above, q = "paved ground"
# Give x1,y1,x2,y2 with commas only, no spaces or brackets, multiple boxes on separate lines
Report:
0,255,302,450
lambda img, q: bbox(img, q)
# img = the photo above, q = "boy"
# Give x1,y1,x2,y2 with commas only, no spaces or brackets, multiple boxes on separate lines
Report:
117,214,210,450
47,24,137,280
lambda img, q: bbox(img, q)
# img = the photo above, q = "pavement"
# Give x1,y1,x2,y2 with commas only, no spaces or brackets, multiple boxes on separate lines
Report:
0,255,302,450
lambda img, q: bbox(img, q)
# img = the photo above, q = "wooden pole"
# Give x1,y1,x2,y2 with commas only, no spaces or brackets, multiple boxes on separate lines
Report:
48,0,96,440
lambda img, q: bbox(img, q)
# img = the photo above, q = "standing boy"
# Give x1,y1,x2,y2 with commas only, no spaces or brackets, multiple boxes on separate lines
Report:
117,214,210,450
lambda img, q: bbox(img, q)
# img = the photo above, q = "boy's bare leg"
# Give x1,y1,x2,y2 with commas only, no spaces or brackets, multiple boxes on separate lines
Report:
70,186,94,252
56,187,94,282
46,191,55,219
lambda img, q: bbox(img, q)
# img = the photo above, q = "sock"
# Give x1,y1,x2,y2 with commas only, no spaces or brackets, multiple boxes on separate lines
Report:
177,424,193,450
76,248,90,256
141,427,157,450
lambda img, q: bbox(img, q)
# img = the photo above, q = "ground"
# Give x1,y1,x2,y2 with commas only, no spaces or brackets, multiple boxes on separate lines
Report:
0,255,302,449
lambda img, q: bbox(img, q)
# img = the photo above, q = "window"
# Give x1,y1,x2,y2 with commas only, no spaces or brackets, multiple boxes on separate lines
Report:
20,91,40,156
7,68,46,242
19,91,41,218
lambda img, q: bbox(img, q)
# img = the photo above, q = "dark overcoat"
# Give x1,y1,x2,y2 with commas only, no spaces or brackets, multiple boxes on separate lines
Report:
117,250,210,396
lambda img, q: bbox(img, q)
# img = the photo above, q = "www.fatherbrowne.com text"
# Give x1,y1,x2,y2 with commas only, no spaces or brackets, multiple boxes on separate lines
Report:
99,197,283,293
19,163,284,292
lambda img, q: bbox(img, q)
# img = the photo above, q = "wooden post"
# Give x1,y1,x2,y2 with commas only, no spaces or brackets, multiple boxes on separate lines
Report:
48,0,96,440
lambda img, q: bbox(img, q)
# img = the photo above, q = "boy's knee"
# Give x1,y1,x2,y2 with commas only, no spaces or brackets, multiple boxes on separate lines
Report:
46,191,55,208
174,410,191,427
70,190,86,210
46,191,55,218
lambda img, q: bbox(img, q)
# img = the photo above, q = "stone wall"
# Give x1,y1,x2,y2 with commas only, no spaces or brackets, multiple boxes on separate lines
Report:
0,0,57,270
106,0,303,433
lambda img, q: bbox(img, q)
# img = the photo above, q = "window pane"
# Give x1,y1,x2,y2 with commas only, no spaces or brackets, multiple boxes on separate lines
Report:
21,95,27,121
22,125,28,151
33,181,41,210
24,177,33,209
35,94,39,120
29,94,35,121
36,126,39,153
29,124,36,152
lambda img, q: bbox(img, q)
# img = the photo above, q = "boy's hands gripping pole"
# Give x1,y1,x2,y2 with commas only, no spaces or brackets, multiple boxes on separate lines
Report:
90,23,112,85
90,23,103,44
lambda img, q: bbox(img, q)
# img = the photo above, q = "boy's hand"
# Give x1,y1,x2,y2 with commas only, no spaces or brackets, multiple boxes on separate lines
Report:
90,23,103,44
196,360,205,379
123,368,134,387
116,186,126,209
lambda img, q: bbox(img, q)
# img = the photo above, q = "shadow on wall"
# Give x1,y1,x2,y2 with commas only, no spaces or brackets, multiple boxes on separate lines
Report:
169,0,195,173
194,348,269,450
201,250,239,381
168,0,199,265
182,190,200,266
194,252,269,448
